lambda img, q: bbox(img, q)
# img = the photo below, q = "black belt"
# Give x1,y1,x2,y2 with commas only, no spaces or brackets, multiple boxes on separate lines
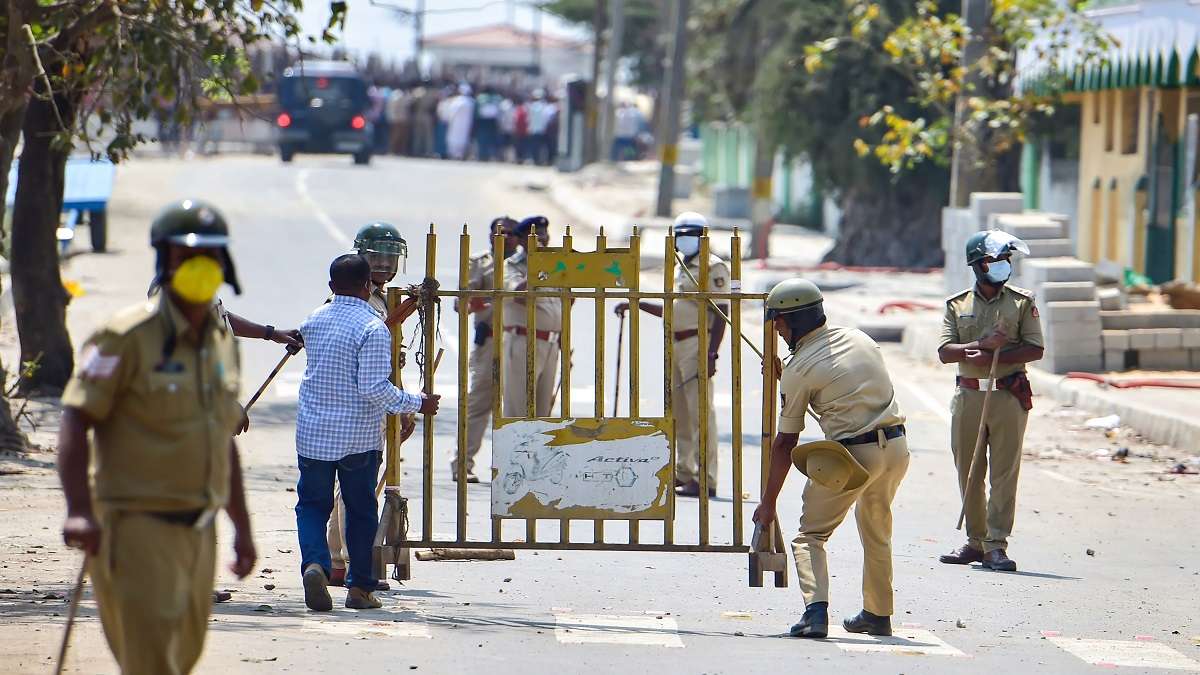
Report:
837,425,905,448
145,509,206,527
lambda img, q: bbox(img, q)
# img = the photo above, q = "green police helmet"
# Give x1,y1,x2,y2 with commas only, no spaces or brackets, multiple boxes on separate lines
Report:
150,199,230,248
764,278,823,320
965,229,1030,266
353,222,408,257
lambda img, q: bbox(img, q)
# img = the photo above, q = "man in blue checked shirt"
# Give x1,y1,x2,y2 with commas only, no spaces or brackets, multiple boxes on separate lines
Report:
295,254,440,611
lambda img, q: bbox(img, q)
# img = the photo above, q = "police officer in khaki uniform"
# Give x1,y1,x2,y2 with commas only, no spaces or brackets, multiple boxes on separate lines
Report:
938,230,1044,572
57,200,256,675
502,216,562,417
616,212,728,497
753,279,909,639
327,222,416,588
454,217,520,481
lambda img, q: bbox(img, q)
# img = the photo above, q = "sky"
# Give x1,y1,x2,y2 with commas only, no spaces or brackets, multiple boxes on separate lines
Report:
296,0,588,64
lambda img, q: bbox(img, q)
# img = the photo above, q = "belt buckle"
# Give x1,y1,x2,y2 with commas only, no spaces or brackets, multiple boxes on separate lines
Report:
193,507,218,530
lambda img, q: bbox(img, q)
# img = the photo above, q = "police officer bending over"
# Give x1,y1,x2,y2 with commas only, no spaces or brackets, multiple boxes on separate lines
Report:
753,279,909,639
57,200,256,675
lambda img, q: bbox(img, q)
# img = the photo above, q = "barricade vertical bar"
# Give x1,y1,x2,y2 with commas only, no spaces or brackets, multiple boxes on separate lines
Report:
697,231,711,546
423,225,436,540
730,229,744,547
524,231,538,544
627,226,641,545
559,227,573,545
525,231,537,419
663,233,676,546
593,228,607,544
492,231,505,544
457,226,470,541
386,288,401,487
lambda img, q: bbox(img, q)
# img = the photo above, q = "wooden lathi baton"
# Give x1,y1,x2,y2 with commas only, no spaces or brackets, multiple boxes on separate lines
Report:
53,559,87,675
243,343,302,415
957,348,1002,530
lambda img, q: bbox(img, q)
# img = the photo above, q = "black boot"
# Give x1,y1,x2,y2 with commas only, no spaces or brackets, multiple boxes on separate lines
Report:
789,602,829,638
842,609,892,636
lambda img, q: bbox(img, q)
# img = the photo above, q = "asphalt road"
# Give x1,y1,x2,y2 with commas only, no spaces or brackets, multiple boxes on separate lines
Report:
1,154,1198,674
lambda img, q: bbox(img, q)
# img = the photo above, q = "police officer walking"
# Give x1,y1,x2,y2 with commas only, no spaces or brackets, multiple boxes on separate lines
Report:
502,216,561,417
454,217,520,482
327,222,416,588
615,212,728,497
753,279,909,639
57,200,256,674
937,230,1044,573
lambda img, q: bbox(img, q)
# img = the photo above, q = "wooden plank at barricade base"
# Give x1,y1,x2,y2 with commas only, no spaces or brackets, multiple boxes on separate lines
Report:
415,549,516,562
748,521,787,588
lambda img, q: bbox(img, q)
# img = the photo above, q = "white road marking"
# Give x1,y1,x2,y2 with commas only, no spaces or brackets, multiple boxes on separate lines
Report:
1049,637,1199,670
554,613,684,648
824,626,966,657
900,381,952,425
295,169,351,247
302,617,432,639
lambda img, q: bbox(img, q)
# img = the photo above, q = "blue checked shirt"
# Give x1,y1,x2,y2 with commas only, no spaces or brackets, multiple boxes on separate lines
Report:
296,295,423,461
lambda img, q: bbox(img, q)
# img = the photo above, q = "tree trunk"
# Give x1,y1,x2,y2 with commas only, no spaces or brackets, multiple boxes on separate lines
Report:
747,132,776,259
0,102,30,452
12,81,75,395
823,181,946,269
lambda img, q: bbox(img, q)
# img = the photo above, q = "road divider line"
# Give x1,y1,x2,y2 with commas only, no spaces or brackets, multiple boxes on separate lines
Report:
900,381,951,425
1049,636,1198,670
295,169,350,247
824,626,966,656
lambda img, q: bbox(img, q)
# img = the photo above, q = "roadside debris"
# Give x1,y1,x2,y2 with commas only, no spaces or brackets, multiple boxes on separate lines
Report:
1086,549,1096,557
1169,463,1198,475
415,549,515,562
1084,415,1121,431
956,619,967,628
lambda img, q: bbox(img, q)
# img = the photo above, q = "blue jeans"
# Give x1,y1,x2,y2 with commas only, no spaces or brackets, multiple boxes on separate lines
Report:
295,451,381,591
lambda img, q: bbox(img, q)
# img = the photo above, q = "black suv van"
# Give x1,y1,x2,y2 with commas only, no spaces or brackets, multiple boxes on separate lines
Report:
276,61,372,165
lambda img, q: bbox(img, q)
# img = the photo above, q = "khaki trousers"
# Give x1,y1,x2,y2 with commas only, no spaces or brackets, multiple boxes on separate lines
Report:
951,387,1028,553
792,435,909,616
453,337,495,473
502,333,560,417
328,489,348,569
671,336,718,485
91,511,216,675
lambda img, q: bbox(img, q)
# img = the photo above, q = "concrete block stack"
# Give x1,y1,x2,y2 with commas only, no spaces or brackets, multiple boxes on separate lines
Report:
941,193,1024,295
1096,310,1200,372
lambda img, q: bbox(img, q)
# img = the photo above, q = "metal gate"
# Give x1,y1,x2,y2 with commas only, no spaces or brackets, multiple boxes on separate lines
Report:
374,225,787,586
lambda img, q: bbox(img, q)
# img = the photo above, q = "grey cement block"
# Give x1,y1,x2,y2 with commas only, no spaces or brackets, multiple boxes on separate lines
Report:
1022,258,1096,284
1192,349,1200,370
1140,349,1191,370
1026,238,1075,258
1096,287,1124,311
1104,349,1128,372
1038,282,1096,303
1155,328,1184,350
1044,300,1101,323
1183,329,1200,349
1046,340,1104,360
1129,329,1158,349
1100,310,1200,329
1043,319,1103,343
970,193,1023,225
1102,330,1130,350
1042,353,1104,374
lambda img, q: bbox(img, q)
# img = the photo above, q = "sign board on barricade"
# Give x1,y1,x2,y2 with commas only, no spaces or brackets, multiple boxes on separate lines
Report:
492,418,672,519
527,248,639,289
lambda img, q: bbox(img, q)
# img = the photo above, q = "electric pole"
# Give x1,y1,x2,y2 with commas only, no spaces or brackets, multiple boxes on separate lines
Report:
655,0,689,217
600,0,625,162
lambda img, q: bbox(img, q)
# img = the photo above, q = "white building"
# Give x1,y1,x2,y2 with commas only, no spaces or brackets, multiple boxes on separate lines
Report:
424,24,591,89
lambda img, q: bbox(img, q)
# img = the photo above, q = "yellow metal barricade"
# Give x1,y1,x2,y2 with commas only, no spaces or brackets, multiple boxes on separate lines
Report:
374,225,787,582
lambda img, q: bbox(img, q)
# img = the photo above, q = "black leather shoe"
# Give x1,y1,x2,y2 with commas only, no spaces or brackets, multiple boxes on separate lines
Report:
789,602,828,639
982,549,1017,572
938,544,984,565
842,609,892,636
674,481,717,498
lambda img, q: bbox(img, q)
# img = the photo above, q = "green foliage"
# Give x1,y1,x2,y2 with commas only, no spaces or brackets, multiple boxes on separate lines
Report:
542,0,665,86
813,0,1112,175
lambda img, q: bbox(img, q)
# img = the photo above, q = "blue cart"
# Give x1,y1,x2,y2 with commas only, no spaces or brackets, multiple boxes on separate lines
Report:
5,156,116,254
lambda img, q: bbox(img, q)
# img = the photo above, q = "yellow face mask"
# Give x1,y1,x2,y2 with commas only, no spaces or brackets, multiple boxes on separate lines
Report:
170,255,224,304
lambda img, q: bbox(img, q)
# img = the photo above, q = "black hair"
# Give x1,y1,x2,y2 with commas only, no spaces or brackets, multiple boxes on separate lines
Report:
330,254,371,292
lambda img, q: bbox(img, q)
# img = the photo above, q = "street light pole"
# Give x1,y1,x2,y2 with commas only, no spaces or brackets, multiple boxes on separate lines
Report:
655,0,689,217
949,0,991,207
600,0,625,163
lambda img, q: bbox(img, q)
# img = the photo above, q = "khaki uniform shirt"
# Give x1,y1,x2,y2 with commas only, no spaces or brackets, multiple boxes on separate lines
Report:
468,250,496,324
502,249,563,331
674,253,730,332
61,296,243,513
369,286,388,317
778,325,905,441
939,285,1044,379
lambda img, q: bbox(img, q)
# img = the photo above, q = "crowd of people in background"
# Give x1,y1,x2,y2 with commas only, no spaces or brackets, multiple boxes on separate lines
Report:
365,82,567,165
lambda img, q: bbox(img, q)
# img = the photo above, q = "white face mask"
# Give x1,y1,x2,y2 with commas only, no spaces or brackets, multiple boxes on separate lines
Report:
984,259,1012,284
675,236,700,257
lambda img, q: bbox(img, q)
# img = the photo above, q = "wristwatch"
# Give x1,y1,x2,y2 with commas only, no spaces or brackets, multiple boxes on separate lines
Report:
264,325,275,341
